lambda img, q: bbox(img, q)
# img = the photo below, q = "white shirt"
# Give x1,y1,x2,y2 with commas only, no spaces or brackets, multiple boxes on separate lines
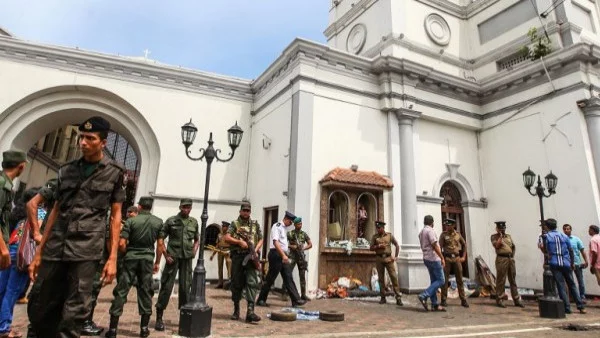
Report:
270,221,289,251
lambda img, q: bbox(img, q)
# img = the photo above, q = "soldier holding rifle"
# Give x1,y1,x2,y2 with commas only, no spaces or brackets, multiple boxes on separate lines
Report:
288,217,312,301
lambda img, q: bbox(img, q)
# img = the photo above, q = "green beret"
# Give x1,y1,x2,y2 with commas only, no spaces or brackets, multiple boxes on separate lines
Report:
240,202,251,210
2,150,27,163
79,116,111,133
375,221,386,228
180,198,193,206
444,218,456,225
293,217,302,224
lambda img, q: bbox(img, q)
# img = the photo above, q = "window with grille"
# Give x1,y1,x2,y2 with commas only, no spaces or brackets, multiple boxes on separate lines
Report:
497,52,528,71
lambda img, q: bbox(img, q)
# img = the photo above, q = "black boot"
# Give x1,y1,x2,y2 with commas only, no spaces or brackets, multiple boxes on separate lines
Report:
245,302,261,323
230,302,240,320
82,307,104,336
140,314,150,338
301,286,310,301
104,316,119,338
26,324,37,338
154,308,165,331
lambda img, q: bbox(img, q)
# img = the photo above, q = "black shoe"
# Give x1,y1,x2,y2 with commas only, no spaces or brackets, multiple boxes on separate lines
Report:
215,284,224,289
440,300,447,307
461,300,469,308
396,298,403,306
231,302,240,320
140,327,150,338
514,301,525,308
104,329,117,338
154,309,165,331
82,320,104,336
379,297,386,304
418,295,429,311
301,295,311,301
256,300,269,307
245,312,261,323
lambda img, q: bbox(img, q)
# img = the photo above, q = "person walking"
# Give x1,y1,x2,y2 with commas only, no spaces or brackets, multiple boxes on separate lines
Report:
541,218,586,314
256,211,306,308
106,197,163,338
28,116,126,337
417,215,446,312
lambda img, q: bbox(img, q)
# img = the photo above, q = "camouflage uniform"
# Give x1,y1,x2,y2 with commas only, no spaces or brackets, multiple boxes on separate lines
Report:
0,171,14,246
228,216,262,304
288,229,310,298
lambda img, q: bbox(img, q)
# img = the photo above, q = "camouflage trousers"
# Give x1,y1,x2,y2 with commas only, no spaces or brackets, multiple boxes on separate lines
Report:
155,257,193,310
230,253,260,303
109,259,154,316
289,260,308,296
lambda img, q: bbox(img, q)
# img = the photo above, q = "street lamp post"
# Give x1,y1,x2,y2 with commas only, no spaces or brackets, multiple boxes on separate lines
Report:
522,167,565,319
178,119,243,337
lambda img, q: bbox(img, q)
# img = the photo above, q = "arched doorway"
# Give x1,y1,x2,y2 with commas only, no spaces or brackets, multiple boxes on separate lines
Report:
0,85,160,202
440,181,468,277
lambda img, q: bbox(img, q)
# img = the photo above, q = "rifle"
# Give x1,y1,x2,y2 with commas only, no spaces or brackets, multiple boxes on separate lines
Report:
206,244,230,256
289,235,308,271
238,231,261,270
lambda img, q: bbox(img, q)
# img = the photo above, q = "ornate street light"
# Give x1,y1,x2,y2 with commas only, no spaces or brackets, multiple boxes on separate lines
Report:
178,119,243,337
522,167,564,319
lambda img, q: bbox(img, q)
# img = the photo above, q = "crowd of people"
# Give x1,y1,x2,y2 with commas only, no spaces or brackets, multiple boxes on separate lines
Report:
2,115,600,337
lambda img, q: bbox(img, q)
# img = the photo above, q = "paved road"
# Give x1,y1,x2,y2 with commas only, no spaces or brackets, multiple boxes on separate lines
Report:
12,286,600,337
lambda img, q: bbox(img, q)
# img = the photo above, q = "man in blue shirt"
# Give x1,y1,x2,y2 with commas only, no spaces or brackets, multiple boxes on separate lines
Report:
563,224,588,302
542,219,586,314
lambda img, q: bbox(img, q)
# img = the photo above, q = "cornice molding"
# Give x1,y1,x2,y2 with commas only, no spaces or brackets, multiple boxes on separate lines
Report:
324,0,378,40
0,36,253,102
577,97,600,117
417,195,444,204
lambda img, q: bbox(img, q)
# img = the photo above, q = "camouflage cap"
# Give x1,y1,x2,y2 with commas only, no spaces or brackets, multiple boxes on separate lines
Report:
78,116,111,133
2,150,28,163
240,202,251,210
180,198,193,206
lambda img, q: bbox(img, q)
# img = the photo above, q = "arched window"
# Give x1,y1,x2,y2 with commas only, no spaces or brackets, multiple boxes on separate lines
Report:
327,190,350,242
204,223,220,247
357,192,378,240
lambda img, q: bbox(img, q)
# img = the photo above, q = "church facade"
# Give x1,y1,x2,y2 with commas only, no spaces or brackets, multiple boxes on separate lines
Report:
2,0,600,293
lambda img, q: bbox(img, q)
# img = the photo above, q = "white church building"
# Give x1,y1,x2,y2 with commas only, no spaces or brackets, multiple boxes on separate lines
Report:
2,0,600,294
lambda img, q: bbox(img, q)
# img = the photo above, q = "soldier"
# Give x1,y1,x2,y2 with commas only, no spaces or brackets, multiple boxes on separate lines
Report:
106,196,163,338
153,198,199,331
369,221,403,306
288,217,312,301
224,202,263,323
0,150,27,271
126,206,139,219
210,221,232,289
490,221,524,308
439,219,469,308
28,116,125,337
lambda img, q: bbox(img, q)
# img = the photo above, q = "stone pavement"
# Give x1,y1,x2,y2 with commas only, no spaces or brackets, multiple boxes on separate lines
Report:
11,285,600,337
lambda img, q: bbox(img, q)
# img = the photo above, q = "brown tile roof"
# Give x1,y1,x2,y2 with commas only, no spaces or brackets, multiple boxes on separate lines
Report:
320,167,393,189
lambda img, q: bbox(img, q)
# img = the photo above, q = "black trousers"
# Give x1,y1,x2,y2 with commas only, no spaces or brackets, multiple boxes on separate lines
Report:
257,249,301,303
28,260,100,338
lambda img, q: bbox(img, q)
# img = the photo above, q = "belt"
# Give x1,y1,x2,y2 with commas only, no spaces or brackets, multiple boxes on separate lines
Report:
443,253,459,258
378,253,391,258
497,253,513,258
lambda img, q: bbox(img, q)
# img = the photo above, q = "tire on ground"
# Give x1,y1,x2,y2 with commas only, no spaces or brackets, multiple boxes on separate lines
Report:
319,310,344,321
270,310,297,321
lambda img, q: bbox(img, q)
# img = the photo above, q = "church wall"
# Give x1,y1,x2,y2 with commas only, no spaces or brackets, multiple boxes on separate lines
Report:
0,57,252,233
480,89,600,290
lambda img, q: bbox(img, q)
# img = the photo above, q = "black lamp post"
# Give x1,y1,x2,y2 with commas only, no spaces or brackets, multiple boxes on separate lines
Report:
522,167,564,319
178,119,243,337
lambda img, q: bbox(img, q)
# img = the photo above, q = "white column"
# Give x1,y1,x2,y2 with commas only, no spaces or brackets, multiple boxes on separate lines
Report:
580,98,600,191
393,109,428,293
